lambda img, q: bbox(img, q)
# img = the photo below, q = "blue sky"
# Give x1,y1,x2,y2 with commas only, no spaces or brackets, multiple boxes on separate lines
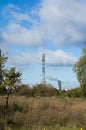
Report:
0,0,86,89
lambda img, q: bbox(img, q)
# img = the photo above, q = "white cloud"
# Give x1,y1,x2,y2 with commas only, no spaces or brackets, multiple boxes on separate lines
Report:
2,4,31,22
10,11,30,22
2,22,44,46
1,4,44,46
1,0,86,46
41,49,77,66
8,49,77,67
38,0,86,44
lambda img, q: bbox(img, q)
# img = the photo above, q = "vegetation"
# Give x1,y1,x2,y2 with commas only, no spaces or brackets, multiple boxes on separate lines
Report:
0,50,21,111
0,50,21,94
0,96,86,130
0,46,86,129
0,50,8,94
73,47,86,96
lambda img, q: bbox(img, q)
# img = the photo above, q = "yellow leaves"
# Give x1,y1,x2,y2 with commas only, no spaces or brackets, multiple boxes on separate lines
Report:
5,127,11,130
43,128,47,130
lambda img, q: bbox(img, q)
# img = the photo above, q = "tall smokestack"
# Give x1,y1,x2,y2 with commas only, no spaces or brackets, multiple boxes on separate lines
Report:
58,80,62,91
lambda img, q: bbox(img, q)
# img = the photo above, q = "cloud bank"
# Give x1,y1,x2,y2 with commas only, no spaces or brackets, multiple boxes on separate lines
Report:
8,49,77,67
1,0,86,46
38,0,86,45
0,0,85,68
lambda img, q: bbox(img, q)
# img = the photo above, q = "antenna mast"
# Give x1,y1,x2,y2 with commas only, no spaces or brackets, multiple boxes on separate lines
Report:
42,54,45,85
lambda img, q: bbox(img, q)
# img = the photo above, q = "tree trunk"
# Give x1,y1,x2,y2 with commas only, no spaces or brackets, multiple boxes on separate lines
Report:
5,91,10,112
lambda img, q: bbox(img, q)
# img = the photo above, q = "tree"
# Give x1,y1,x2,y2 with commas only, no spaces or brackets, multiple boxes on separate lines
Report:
4,67,21,88
73,47,86,96
0,49,8,88
4,67,21,111
0,49,22,110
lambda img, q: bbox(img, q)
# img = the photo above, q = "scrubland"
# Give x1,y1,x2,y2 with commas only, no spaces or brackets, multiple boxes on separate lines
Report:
0,96,86,130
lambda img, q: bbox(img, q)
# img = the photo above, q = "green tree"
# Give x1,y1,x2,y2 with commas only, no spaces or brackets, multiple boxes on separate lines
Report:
4,67,21,111
74,47,86,96
0,50,8,88
4,67,21,88
0,49,22,110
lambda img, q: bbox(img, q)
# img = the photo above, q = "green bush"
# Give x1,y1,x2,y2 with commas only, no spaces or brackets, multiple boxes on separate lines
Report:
0,119,6,130
15,84,31,96
32,84,59,97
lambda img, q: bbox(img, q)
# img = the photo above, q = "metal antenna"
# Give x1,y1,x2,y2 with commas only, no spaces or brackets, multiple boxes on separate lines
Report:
42,54,45,85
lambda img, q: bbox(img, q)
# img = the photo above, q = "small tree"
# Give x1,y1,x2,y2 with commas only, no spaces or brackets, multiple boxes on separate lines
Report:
4,67,21,111
0,50,22,111
73,47,86,96
0,50,8,92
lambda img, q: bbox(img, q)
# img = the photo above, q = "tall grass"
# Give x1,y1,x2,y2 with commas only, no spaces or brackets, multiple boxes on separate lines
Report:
0,96,86,130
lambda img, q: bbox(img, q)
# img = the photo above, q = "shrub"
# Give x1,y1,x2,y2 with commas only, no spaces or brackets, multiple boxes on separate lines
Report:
0,119,6,130
32,84,59,97
15,84,31,96
0,96,86,129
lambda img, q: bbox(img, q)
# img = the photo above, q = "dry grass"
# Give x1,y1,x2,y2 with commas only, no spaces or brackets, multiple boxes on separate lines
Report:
0,96,86,130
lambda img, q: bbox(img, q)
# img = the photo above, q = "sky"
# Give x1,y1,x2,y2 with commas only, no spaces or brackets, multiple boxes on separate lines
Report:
0,0,86,90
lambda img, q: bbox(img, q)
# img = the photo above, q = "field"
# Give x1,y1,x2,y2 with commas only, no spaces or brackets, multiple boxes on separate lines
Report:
0,96,86,130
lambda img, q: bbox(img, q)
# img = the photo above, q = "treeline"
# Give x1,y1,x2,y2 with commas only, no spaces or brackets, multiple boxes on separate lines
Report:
0,83,84,98
16,84,59,97
0,79,86,98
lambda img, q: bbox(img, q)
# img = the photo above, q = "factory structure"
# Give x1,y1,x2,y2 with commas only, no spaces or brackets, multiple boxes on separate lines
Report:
42,53,62,90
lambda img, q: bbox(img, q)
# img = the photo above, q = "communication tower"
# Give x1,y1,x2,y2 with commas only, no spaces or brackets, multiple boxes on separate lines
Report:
42,54,45,85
